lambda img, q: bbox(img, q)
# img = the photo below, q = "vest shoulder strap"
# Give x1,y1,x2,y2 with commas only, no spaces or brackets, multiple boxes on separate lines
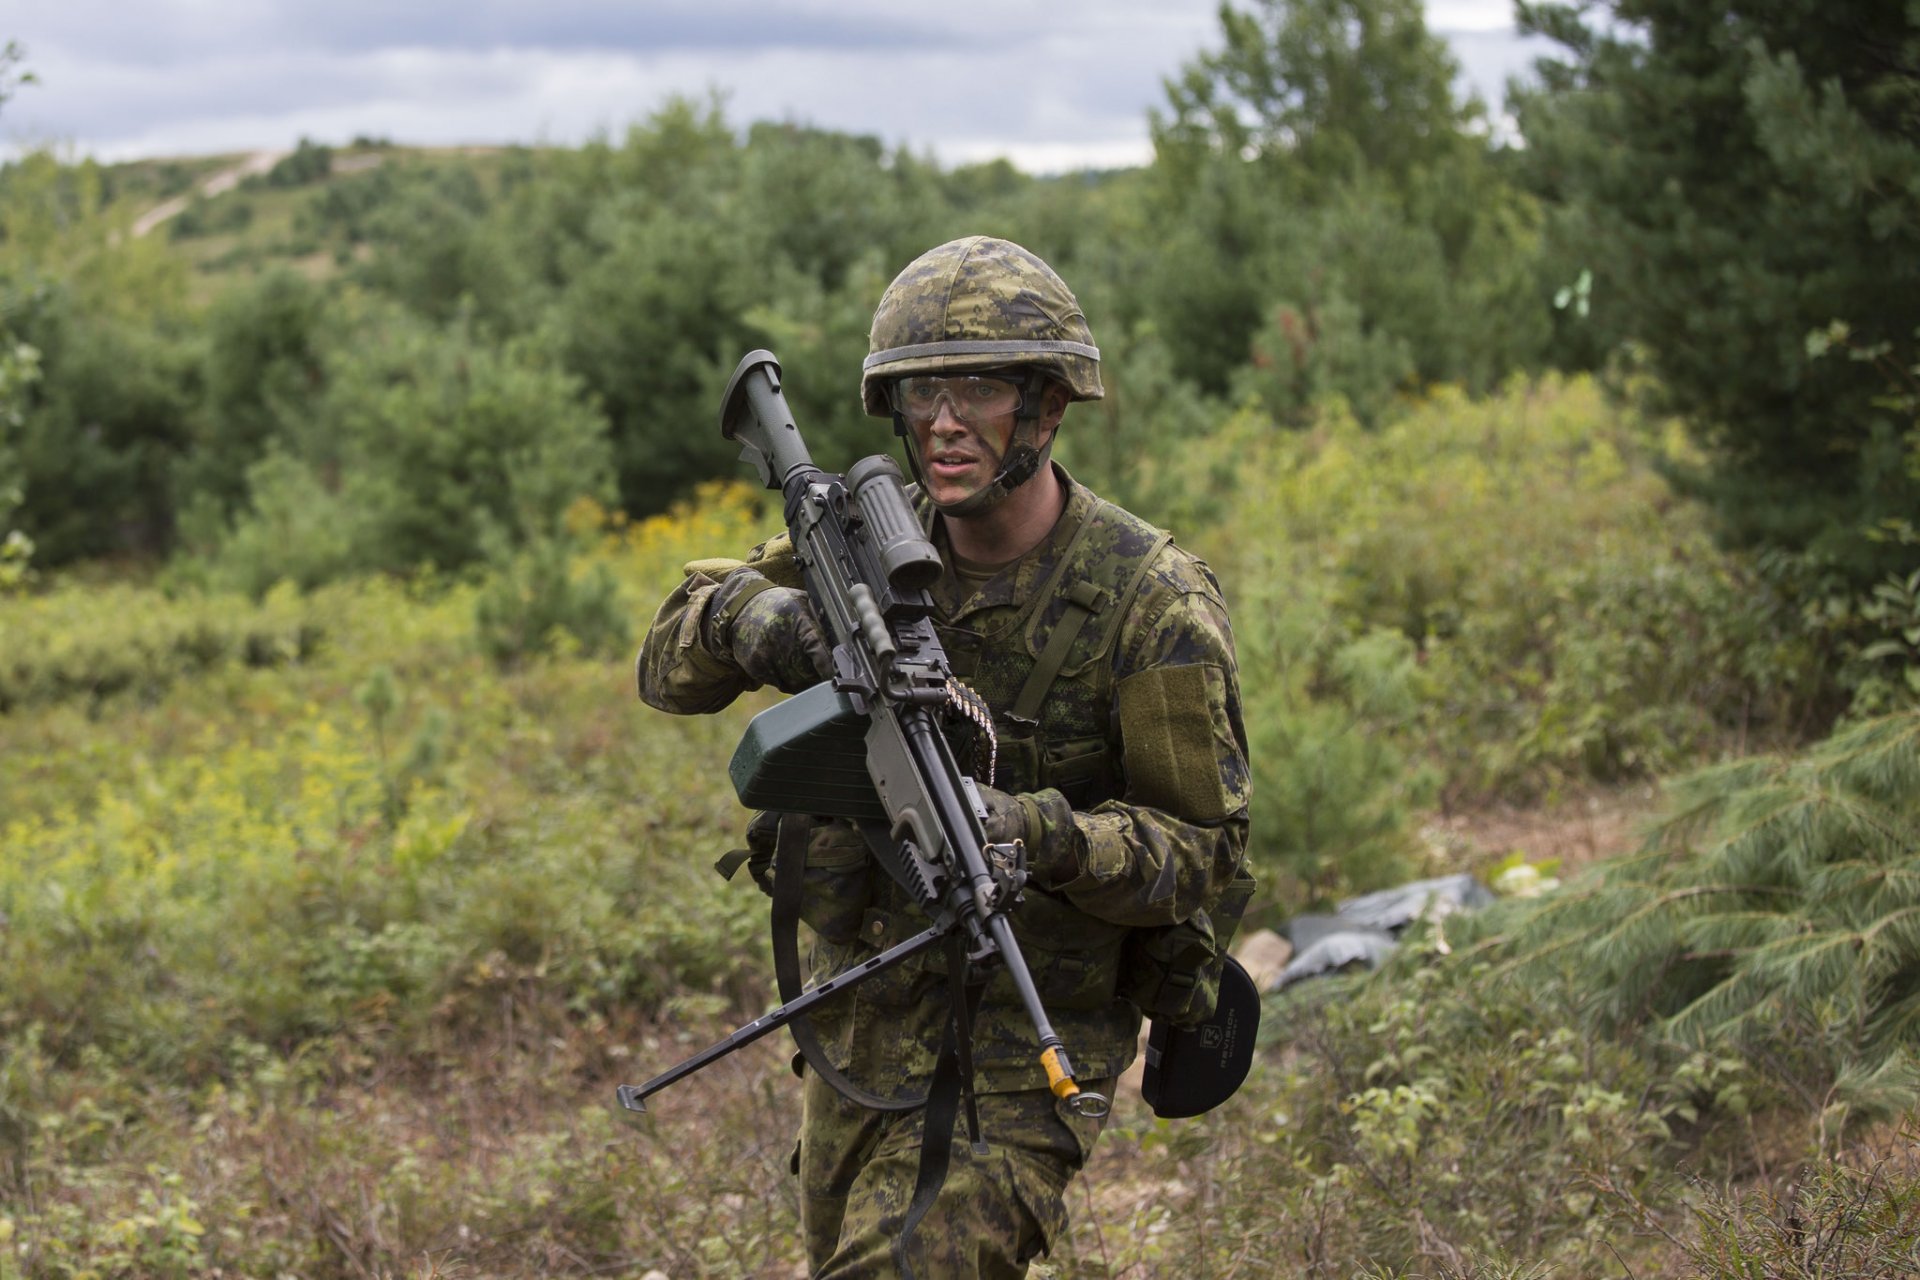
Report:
1010,500,1174,723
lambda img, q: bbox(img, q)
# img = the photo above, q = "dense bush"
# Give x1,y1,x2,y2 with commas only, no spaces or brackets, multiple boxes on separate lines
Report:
1469,708,1920,1137
0,490,773,1081
1126,375,1820,901
1517,1,1920,592
187,297,615,594
0,578,320,713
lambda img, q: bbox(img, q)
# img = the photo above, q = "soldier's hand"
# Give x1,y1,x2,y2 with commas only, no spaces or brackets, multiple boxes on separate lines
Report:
975,784,1068,881
707,570,833,690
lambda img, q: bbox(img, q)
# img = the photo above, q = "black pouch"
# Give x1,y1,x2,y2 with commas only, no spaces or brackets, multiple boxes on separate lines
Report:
1119,865,1257,1025
1141,955,1259,1119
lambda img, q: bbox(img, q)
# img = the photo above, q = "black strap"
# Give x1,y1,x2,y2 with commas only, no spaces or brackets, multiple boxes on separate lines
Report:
893,936,989,1280
770,814,922,1113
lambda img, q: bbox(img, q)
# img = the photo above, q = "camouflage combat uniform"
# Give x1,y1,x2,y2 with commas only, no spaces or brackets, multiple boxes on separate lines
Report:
637,468,1251,1277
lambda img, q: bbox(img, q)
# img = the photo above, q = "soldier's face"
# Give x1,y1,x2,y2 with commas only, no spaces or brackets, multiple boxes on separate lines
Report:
913,399,1018,508
910,382,1068,511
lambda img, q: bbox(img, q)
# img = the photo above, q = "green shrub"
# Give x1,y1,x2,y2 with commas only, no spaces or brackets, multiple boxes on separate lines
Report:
265,137,333,188
1647,1139,1920,1279
1214,377,1817,805
0,577,320,713
1052,950,1713,1278
474,528,631,666
1468,708,1920,1140
0,546,760,1077
197,298,616,592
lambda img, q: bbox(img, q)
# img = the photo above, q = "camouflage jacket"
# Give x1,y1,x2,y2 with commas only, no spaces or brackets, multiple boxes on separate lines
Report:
636,467,1251,1096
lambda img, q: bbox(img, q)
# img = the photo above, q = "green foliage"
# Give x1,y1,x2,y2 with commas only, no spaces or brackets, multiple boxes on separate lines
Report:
0,578,320,713
1848,566,1920,713
1,151,199,565
1146,0,1551,408
192,298,615,593
165,191,252,240
174,267,325,523
0,39,35,118
1640,1140,1920,1279
0,593,755,1079
1475,709,1920,1140
0,335,40,540
1516,1,1920,590
1172,378,1812,899
473,521,632,666
350,163,495,322
262,137,333,188
1047,953,1712,1276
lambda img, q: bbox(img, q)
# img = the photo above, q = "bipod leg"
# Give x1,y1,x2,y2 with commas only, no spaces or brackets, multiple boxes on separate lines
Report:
615,921,948,1117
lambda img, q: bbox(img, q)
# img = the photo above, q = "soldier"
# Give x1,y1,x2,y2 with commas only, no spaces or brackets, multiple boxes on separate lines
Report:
637,235,1251,1277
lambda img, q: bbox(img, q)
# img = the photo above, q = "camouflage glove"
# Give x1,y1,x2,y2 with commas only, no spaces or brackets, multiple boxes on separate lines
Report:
705,570,833,691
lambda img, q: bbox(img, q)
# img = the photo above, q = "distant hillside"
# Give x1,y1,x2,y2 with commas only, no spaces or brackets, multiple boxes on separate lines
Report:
106,139,538,300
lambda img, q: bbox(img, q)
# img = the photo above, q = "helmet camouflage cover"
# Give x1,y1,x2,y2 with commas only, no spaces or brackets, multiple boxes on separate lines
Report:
861,236,1103,418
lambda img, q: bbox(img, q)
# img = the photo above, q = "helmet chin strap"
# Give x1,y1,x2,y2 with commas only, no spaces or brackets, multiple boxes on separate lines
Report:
891,373,1055,519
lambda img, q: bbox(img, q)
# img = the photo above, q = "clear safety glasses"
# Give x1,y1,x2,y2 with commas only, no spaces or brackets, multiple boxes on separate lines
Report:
888,374,1026,427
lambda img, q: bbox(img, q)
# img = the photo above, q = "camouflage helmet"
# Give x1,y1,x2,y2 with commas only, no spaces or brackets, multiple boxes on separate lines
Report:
861,236,1103,418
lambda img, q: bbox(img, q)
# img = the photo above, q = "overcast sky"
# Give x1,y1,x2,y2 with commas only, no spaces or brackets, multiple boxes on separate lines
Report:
3,2,1545,172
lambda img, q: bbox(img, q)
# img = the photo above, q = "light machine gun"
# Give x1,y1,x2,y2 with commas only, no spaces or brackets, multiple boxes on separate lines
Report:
616,350,1110,1154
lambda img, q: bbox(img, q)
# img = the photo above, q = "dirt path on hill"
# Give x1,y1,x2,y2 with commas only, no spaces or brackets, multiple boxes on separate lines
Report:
131,147,289,237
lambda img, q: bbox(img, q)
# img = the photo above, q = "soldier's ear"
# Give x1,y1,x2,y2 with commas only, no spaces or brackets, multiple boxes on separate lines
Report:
1037,380,1070,435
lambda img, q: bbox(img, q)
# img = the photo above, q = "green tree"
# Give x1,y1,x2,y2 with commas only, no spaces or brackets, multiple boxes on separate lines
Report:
201,299,616,594
175,268,326,526
1,147,202,565
1515,1,1920,587
1484,709,1920,1132
1160,0,1473,197
1144,0,1549,409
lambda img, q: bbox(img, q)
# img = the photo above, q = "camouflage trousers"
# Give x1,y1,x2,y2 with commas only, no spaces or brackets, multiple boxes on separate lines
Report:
797,1067,1115,1278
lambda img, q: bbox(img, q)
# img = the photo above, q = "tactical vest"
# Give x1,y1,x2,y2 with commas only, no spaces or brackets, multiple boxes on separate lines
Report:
757,488,1249,1093
936,496,1173,810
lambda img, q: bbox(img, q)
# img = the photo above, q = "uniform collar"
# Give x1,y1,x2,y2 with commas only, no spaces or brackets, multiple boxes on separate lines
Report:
930,463,1095,623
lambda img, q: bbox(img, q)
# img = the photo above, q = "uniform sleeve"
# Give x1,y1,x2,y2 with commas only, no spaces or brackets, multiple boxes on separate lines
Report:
635,533,807,714
1031,576,1251,928
635,567,755,714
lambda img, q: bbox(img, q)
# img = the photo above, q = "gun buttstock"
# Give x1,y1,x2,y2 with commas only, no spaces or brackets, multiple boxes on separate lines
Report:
720,349,814,490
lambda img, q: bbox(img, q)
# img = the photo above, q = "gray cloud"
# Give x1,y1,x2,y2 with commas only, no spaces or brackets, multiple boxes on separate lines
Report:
3,3,1540,172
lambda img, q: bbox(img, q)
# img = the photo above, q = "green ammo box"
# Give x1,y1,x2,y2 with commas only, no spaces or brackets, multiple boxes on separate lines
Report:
728,682,887,821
